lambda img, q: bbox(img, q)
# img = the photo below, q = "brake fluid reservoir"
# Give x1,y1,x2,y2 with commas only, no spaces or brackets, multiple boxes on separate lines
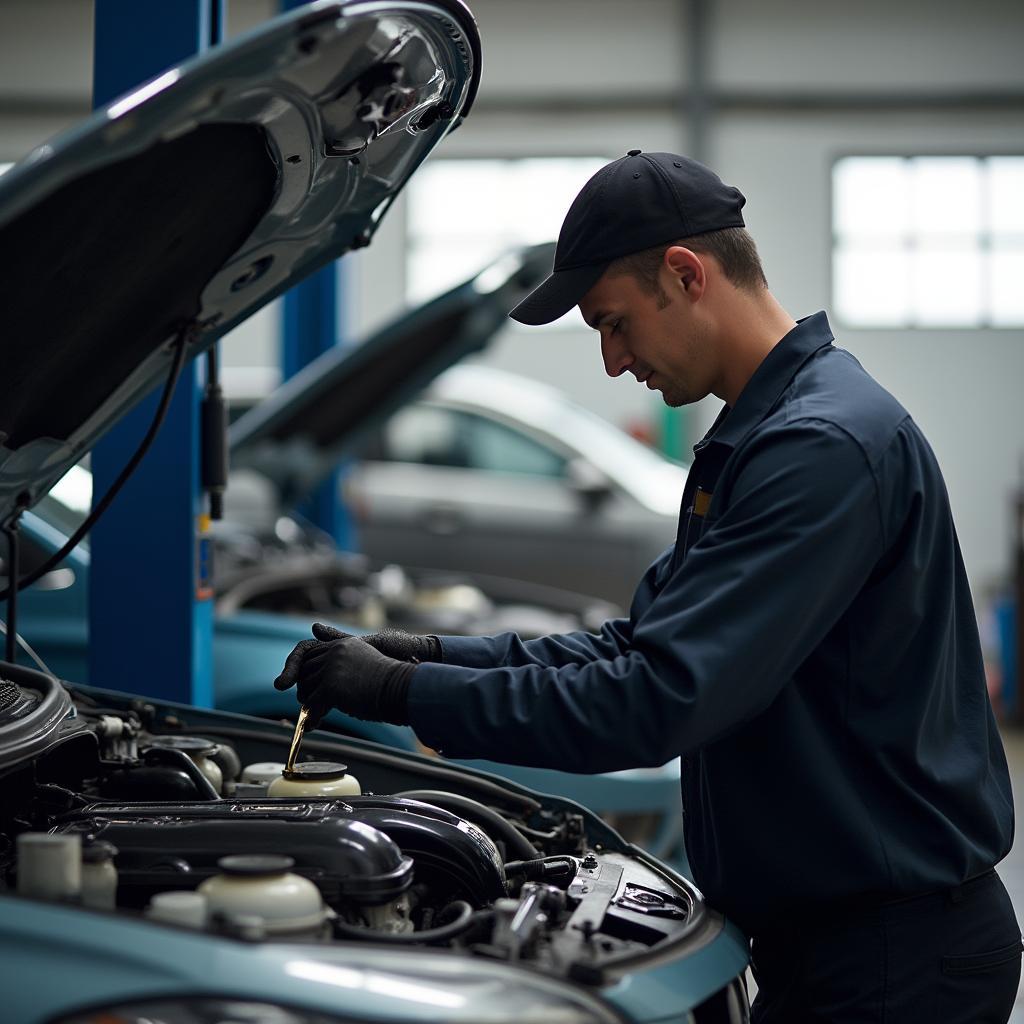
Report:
267,761,361,798
81,840,118,909
198,855,329,938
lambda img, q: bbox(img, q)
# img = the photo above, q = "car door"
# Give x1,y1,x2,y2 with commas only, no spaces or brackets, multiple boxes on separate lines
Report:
347,401,647,602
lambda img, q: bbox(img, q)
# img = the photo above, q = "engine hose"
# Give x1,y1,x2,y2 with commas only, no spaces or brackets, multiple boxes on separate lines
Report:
333,900,484,945
503,855,578,885
394,789,538,861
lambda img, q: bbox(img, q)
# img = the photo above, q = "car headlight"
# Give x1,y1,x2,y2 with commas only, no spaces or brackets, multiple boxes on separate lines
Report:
52,997,348,1024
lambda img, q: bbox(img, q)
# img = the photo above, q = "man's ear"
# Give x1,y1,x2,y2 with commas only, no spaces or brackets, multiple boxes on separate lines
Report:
664,246,705,298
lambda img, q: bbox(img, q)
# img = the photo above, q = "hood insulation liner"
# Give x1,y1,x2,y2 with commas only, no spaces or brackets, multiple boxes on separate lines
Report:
0,123,277,450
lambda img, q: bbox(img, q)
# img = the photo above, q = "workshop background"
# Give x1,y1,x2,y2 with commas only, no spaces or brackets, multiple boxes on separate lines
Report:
2,0,1023,1011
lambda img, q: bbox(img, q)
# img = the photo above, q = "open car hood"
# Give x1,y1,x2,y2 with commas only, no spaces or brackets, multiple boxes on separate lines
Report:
0,0,480,526
229,242,555,503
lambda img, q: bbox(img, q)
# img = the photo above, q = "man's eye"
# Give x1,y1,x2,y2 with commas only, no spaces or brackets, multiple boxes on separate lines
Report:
611,319,622,335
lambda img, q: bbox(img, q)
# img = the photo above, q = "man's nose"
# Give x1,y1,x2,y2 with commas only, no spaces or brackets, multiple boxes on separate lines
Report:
601,334,633,378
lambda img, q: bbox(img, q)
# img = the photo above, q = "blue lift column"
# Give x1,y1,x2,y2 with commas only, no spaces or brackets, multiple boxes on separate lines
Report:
281,0,354,550
88,1,223,705
281,265,355,549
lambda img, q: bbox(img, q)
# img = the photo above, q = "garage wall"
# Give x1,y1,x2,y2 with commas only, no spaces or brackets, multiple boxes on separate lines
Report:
1,0,1022,593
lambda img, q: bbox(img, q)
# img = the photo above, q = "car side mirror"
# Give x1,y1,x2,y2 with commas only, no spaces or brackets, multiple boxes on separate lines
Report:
567,458,613,507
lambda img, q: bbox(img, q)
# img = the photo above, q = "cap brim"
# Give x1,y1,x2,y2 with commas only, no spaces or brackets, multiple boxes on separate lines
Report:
509,262,608,326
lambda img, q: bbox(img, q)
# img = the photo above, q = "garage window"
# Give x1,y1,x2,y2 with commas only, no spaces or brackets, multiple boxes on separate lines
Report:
406,157,607,323
832,156,1024,328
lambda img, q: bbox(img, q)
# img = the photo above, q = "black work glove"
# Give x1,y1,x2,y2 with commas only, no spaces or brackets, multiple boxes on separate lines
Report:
273,629,417,727
272,623,439,700
313,623,441,664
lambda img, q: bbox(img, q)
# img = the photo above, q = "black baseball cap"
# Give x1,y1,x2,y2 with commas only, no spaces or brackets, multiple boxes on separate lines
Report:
509,151,746,326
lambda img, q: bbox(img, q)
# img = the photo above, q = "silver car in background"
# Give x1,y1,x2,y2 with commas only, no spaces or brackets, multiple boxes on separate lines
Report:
347,363,688,607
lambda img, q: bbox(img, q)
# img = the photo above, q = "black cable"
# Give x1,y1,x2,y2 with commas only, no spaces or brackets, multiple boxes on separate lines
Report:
0,329,192,602
395,789,539,861
3,512,21,663
332,900,483,945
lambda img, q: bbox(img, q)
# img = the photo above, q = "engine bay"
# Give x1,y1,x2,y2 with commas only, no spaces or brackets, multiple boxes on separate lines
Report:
212,507,617,639
0,670,708,985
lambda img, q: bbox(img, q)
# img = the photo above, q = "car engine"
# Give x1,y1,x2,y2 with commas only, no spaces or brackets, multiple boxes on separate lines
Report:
0,671,707,985
212,508,618,638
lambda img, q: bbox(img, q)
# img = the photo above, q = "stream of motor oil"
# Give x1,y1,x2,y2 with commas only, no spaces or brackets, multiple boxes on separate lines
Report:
285,705,311,773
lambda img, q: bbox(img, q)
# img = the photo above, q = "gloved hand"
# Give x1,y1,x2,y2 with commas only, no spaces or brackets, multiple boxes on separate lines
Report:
273,631,416,728
313,623,440,664
272,623,440,698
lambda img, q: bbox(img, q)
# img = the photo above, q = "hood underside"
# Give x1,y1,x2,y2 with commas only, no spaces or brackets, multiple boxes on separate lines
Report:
0,0,479,523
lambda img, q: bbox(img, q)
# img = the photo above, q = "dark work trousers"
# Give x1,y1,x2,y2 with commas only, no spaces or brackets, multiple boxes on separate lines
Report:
749,870,1022,1023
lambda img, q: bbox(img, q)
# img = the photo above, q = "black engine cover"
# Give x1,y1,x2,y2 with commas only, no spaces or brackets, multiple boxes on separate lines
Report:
55,796,506,908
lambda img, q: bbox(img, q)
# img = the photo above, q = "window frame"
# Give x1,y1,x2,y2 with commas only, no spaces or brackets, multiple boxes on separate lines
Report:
828,149,1024,331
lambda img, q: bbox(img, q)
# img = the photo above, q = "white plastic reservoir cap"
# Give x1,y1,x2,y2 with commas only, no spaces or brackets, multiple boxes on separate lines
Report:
146,890,209,929
241,761,288,786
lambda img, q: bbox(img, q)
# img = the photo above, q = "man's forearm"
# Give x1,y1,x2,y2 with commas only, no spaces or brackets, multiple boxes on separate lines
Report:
437,619,632,672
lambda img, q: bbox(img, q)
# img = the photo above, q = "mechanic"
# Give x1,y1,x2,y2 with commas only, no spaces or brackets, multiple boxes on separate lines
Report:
274,151,1020,1022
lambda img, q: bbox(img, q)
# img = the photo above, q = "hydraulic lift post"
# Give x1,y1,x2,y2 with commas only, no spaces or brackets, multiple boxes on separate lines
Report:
88,1,223,705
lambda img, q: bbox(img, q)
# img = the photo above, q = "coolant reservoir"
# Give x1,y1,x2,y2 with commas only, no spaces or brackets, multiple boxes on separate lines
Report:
150,736,224,794
267,761,361,798
198,855,329,938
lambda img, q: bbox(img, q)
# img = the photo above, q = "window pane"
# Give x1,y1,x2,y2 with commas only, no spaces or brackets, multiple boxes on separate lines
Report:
833,244,910,326
990,243,1024,326
408,160,510,237
406,157,607,311
911,245,983,326
911,158,983,238
988,158,1024,235
462,413,566,477
832,155,1024,327
383,405,466,467
407,239,511,304
833,158,910,239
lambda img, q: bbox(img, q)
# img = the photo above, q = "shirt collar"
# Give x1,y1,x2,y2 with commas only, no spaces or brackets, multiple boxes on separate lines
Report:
694,310,835,454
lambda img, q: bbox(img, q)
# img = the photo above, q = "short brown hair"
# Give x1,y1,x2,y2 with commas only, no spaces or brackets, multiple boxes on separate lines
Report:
609,226,768,295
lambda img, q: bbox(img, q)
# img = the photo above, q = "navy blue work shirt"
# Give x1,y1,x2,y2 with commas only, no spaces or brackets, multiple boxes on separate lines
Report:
408,312,1014,933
